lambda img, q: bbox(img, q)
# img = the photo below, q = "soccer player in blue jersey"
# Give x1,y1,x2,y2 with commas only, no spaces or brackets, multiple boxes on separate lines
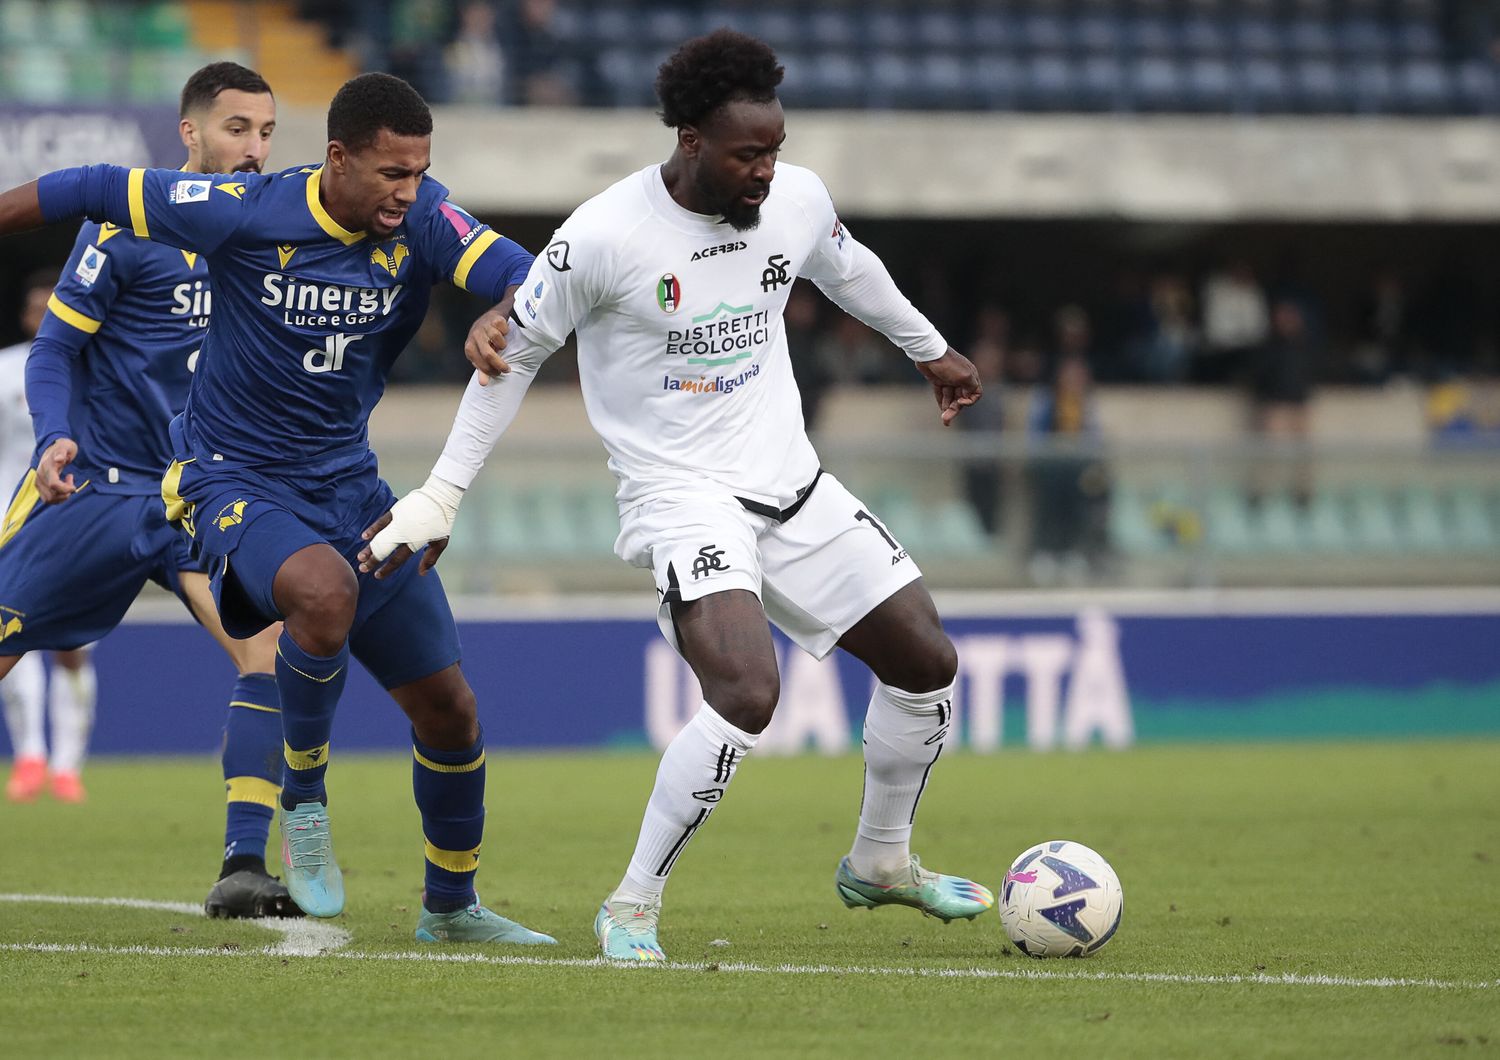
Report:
0,72,555,945
0,62,299,917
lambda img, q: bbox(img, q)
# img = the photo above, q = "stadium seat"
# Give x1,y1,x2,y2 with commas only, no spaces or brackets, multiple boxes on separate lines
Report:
1304,490,1352,552
1077,54,1128,111
641,8,701,49
582,5,638,51
1179,13,1231,57
1237,57,1293,112
1205,488,1255,554
864,9,912,52
802,50,864,110
1022,52,1079,111
1293,57,1345,112
1231,15,1283,57
973,51,1024,110
1338,17,1392,59
1348,486,1402,552
1072,10,1122,55
0,0,44,44
6,44,70,102
1393,19,1443,59
596,48,658,107
1348,57,1398,113
929,499,991,556
1453,61,1500,115
805,8,858,51
1020,9,1070,53
1183,56,1237,111
968,9,1020,53
1446,487,1498,552
1109,484,1166,554
1251,493,1304,552
1395,59,1453,113
731,9,803,52
914,9,966,52
1285,17,1336,56
1131,55,1186,111
1128,15,1178,56
909,53,973,111
45,0,96,48
866,52,918,109
482,485,531,561
1397,486,1449,553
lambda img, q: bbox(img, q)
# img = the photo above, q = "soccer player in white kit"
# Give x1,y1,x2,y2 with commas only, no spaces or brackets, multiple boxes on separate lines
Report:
0,271,97,803
362,29,995,961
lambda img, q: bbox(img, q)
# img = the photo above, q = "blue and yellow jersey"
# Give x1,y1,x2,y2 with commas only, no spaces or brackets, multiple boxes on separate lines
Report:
33,220,207,494
41,162,531,478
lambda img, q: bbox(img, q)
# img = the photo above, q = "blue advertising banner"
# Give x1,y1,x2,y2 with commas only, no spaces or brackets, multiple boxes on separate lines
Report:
0,105,185,187
14,596,1495,758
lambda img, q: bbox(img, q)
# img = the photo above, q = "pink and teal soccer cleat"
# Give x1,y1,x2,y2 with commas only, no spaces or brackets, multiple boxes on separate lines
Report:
835,855,994,922
280,802,345,918
594,892,667,962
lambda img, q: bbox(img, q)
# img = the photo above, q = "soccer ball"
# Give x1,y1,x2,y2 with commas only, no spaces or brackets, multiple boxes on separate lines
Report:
998,840,1123,958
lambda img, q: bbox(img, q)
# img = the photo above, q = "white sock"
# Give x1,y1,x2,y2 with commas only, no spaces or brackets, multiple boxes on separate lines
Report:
2,654,47,759
616,702,759,904
848,681,954,881
48,655,97,774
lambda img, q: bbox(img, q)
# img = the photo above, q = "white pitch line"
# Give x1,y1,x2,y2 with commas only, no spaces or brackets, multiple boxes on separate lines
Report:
0,893,350,957
1,940,1494,992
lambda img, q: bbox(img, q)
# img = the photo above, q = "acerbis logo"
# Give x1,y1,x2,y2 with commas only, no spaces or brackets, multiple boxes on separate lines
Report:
545,240,571,272
691,788,724,803
691,240,747,262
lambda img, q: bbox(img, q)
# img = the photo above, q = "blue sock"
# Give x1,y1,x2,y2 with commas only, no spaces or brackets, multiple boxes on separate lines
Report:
413,727,486,913
276,630,348,811
221,672,282,873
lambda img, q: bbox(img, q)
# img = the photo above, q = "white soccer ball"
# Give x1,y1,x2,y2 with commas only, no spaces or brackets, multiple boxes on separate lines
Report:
998,840,1123,958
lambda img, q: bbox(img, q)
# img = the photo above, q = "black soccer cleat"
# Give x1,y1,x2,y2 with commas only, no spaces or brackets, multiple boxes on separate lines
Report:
204,865,305,919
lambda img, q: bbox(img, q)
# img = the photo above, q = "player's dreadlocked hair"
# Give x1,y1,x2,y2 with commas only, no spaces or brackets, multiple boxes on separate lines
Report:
327,73,433,151
655,29,784,129
179,61,272,117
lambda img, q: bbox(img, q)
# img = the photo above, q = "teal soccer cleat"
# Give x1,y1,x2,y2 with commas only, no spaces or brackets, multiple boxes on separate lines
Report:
279,802,345,918
415,897,557,944
594,892,667,962
835,855,994,922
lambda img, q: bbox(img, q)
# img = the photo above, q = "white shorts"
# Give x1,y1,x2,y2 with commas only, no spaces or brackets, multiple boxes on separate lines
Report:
615,471,922,659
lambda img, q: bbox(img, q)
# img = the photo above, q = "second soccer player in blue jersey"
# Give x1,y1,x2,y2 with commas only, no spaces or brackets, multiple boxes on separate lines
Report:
0,73,555,944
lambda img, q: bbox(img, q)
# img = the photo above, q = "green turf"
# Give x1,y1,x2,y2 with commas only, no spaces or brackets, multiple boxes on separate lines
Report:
1,742,1497,1058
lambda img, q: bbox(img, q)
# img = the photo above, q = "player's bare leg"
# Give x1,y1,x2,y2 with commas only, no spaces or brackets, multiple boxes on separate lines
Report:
180,571,301,918
1,652,47,801
832,580,992,921
597,588,776,961
389,664,554,945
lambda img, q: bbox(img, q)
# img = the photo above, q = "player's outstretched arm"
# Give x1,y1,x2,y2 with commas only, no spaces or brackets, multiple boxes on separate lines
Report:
916,348,983,427
0,181,47,236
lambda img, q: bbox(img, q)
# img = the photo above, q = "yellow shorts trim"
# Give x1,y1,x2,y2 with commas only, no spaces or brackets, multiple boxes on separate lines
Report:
413,748,486,774
225,776,280,809
452,229,499,291
0,470,41,550
161,457,196,538
284,741,329,771
424,839,480,874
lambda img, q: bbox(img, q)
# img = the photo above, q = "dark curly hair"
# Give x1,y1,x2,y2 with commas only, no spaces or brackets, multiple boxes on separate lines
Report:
327,72,432,151
655,29,784,129
180,61,272,117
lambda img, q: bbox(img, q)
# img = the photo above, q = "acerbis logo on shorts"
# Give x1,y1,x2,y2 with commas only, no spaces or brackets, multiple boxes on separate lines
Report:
690,545,728,579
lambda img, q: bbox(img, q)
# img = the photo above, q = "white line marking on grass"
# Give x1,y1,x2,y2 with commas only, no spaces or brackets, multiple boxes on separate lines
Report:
2,938,1495,991
0,893,350,957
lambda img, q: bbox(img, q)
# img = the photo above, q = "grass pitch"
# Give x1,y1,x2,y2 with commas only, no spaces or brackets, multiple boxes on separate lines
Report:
1,741,1496,1058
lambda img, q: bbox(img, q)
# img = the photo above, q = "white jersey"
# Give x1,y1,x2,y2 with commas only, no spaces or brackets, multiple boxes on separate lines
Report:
0,342,34,494
434,163,948,510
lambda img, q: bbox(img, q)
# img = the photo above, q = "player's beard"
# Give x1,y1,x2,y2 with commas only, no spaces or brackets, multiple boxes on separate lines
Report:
698,168,763,232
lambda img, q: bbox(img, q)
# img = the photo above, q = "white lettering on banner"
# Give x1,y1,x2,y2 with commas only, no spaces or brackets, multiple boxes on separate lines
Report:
0,113,152,186
641,609,1134,753
642,640,850,756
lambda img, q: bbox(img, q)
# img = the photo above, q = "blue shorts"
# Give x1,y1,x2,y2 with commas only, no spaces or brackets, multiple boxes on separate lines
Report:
0,470,200,653
163,450,462,691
